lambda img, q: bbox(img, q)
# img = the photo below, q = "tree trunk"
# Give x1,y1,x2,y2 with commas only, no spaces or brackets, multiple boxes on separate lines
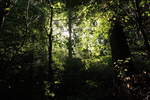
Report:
48,5,53,81
110,20,133,99
110,20,130,61
68,9,73,59
110,20,135,75
47,4,55,100
25,0,30,35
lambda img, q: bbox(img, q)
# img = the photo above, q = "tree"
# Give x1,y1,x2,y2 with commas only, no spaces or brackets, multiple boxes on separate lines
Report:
47,0,54,81
67,8,73,59
134,0,150,55
110,20,131,61
64,0,91,59
1,0,150,99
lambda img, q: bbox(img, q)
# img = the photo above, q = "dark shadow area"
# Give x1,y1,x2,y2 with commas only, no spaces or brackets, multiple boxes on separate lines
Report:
0,0,150,100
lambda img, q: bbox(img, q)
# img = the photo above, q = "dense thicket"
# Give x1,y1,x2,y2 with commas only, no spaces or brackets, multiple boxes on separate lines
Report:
0,0,150,100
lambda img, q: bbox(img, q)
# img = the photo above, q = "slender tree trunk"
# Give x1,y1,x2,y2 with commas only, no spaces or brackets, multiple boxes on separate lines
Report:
25,0,34,98
68,9,73,59
135,0,150,55
25,0,30,35
48,5,53,81
47,4,55,100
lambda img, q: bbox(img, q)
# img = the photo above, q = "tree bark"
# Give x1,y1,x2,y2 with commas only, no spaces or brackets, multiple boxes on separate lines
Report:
47,3,55,100
25,0,30,35
48,5,53,81
110,20,133,98
68,9,73,59
110,20,131,61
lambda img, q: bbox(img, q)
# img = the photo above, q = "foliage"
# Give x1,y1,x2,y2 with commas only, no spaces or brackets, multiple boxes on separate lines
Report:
0,0,150,100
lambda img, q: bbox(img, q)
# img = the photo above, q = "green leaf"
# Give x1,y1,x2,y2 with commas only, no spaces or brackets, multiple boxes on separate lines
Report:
5,8,11,11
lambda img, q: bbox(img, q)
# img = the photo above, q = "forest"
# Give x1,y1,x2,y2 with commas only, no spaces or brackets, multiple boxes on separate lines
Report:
0,0,150,100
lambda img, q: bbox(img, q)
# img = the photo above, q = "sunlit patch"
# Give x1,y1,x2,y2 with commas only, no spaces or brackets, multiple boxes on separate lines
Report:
127,83,132,89
62,31,69,37
143,71,147,74
124,76,131,81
